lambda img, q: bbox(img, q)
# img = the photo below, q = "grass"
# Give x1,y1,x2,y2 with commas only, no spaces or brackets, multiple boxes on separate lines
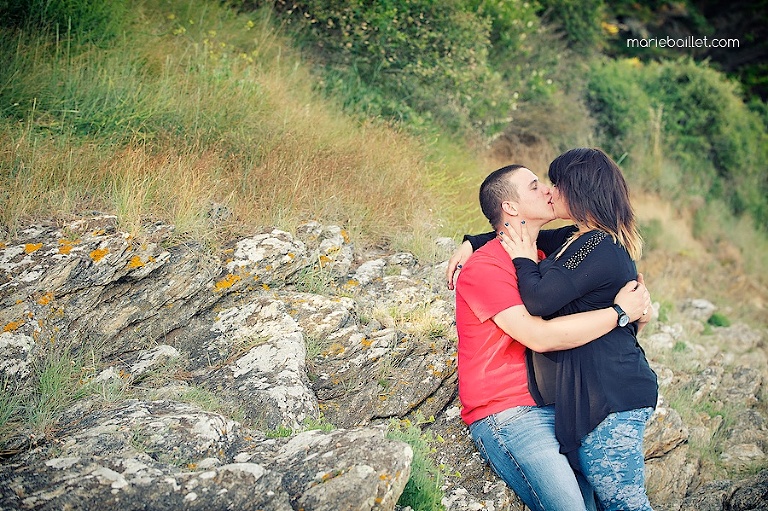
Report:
663,380,740,479
383,302,451,344
264,414,335,438
0,341,101,449
388,415,446,511
0,0,480,258
292,262,341,295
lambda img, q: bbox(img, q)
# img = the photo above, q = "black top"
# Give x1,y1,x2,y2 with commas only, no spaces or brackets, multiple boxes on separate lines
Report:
465,227,658,458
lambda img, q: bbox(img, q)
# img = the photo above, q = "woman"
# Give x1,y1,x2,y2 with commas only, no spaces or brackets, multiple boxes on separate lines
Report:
456,148,658,510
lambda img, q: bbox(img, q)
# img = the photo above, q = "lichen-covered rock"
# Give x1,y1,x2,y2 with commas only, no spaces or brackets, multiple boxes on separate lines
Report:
679,469,768,511
0,400,411,511
0,219,766,511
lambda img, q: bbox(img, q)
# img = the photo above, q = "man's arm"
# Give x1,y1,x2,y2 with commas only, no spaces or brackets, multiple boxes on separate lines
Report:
492,280,650,352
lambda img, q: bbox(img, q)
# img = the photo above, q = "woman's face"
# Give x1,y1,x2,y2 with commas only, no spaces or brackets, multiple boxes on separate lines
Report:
551,184,572,220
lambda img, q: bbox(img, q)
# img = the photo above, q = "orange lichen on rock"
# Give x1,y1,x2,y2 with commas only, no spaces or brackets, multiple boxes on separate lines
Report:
90,247,109,262
25,243,43,254
58,239,80,255
214,273,241,291
3,320,24,332
127,256,145,269
37,292,54,305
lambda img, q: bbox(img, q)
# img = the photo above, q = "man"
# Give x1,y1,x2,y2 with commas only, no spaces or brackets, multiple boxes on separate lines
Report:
453,165,650,511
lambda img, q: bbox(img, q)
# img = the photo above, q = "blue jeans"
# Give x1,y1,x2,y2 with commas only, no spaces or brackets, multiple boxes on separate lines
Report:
469,405,596,511
577,407,654,511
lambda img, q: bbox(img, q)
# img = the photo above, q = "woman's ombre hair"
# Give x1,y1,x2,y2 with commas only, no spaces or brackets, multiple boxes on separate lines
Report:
549,147,643,260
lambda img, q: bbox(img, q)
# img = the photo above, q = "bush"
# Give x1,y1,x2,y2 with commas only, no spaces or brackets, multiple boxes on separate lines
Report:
642,59,768,227
537,0,605,52
0,0,129,43
239,0,550,138
585,58,651,159
585,57,768,230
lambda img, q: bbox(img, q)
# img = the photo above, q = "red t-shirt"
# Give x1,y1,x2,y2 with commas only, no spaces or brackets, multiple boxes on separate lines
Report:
455,239,538,425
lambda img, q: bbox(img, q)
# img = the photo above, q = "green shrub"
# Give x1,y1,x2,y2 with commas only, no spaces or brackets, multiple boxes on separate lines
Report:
467,0,559,105
642,59,768,227
241,0,550,138
585,58,651,159
1,0,130,43
537,0,604,52
585,57,768,230
707,312,731,328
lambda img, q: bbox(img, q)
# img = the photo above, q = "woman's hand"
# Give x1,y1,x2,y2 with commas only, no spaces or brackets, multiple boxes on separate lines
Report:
445,240,473,290
499,221,538,262
634,273,653,332
613,277,652,323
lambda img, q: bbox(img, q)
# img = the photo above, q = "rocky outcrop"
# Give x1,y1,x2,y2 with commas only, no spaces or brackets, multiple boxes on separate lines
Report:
0,216,766,510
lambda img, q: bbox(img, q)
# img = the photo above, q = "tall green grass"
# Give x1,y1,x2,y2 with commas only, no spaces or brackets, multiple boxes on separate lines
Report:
388,416,446,511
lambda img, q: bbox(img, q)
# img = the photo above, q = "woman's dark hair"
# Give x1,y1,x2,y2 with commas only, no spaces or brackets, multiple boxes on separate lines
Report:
549,148,642,259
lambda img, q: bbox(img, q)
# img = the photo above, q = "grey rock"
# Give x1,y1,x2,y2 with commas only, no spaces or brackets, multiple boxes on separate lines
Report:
1,220,766,511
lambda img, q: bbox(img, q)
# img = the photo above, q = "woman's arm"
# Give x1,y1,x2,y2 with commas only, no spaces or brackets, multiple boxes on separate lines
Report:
464,232,496,251
500,224,617,316
493,279,650,352
445,226,575,289
497,222,585,316
446,240,474,290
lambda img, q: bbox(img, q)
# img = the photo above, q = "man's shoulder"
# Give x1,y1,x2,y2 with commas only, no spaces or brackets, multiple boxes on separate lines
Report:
470,236,500,256
466,238,507,264
460,239,514,280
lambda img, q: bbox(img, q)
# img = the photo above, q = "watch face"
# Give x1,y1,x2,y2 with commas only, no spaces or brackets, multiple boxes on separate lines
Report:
619,315,629,327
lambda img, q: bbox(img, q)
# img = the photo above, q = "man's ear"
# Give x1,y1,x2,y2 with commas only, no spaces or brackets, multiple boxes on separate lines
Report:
501,201,519,217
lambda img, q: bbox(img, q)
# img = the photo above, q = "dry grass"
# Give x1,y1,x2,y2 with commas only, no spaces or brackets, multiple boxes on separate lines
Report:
634,193,768,326
0,2,455,254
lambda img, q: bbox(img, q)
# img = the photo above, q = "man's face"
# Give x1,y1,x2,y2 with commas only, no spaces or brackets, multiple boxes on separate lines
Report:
505,168,555,224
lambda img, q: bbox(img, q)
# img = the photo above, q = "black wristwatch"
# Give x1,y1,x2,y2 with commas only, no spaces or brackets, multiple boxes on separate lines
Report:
612,304,630,327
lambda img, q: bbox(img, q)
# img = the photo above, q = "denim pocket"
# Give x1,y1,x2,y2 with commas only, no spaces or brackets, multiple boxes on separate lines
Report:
493,405,535,428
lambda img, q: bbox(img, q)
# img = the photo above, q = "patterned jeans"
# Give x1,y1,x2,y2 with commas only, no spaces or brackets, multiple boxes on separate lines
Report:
577,407,655,511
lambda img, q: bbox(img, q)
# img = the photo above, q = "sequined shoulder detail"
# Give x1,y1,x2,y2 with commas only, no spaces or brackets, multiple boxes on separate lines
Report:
563,231,608,270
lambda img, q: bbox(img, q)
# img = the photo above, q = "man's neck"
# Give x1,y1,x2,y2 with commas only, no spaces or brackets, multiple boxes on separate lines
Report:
498,218,544,240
